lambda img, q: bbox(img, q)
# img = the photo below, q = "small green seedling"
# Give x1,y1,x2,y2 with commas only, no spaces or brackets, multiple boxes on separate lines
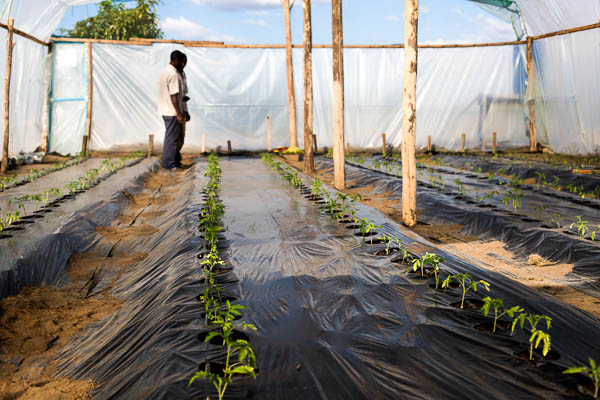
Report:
551,212,563,228
442,273,490,309
511,313,552,361
377,234,402,255
534,171,547,190
480,297,523,333
570,216,589,237
423,253,444,289
563,358,600,399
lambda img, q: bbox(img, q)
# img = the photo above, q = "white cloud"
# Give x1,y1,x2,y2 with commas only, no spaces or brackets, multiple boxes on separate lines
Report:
385,15,400,22
161,16,244,42
244,18,268,27
245,10,268,15
421,6,430,14
189,0,329,11
434,11,516,44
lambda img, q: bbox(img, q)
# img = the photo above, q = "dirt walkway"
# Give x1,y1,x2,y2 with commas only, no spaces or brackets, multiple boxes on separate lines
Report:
281,155,600,319
0,158,193,399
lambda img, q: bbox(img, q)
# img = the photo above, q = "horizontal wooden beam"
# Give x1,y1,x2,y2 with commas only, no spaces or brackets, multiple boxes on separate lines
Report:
531,21,600,41
0,22,47,46
129,37,224,45
50,37,152,46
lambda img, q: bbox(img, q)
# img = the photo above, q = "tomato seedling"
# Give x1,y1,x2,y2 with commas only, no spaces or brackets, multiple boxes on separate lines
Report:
563,358,600,399
442,273,490,309
511,313,552,360
480,297,523,333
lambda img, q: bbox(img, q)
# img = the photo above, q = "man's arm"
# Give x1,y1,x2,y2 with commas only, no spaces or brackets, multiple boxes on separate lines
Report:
170,94,184,123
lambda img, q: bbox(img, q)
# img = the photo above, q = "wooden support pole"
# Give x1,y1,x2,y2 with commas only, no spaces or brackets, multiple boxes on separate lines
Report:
401,0,418,227
492,131,497,153
227,140,232,155
461,133,466,153
302,0,314,174
85,42,93,155
266,116,272,151
148,134,154,157
202,133,207,153
1,18,14,174
81,135,88,156
283,0,298,148
332,0,346,190
346,142,350,155
526,36,537,152
313,134,317,153
427,135,431,152
382,133,387,156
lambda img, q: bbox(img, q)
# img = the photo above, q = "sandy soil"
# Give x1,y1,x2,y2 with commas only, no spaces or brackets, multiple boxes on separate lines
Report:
281,155,600,318
0,164,191,399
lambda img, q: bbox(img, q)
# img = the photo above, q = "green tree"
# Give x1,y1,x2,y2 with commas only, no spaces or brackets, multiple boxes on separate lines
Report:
58,0,163,41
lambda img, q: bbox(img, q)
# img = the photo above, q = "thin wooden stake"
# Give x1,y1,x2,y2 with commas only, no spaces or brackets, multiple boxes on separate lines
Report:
1,18,14,174
427,135,431,152
401,0,418,227
346,142,350,155
202,133,207,153
492,131,497,153
382,133,387,156
148,134,154,157
227,140,232,154
266,116,272,151
461,133,466,153
283,0,297,148
332,0,346,190
85,41,93,154
81,135,88,156
302,0,314,174
526,36,537,152
313,134,317,153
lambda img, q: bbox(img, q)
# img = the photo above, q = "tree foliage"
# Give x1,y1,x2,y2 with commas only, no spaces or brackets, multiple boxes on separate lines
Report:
58,0,162,41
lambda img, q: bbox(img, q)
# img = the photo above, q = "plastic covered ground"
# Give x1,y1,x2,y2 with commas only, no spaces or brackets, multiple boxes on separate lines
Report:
17,157,596,399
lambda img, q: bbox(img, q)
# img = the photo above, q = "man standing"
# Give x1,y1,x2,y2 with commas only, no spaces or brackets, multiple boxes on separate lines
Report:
158,50,186,171
176,53,190,167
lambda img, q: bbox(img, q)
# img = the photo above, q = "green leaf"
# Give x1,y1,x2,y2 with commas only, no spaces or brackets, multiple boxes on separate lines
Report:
563,367,586,374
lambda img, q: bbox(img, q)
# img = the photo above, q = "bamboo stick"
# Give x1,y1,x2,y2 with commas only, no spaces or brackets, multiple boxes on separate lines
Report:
303,0,314,174
332,0,346,190
202,133,207,154
227,140,232,154
148,134,154,157
267,116,271,151
401,1,418,227
461,133,466,153
313,134,317,153
531,21,600,41
283,0,297,148
492,131,497,153
427,135,431,152
526,37,537,152
382,133,387,156
81,135,88,156
85,42,93,154
1,18,14,174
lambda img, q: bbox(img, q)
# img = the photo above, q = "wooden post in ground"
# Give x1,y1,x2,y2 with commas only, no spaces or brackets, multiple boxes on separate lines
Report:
382,133,387,156
1,18,14,174
40,43,53,152
302,0,314,174
332,0,346,190
346,142,350,155
283,0,297,148
202,133,207,153
526,36,537,152
227,140,232,155
313,134,317,153
148,134,154,157
461,133,466,153
492,131,497,153
266,116,272,151
427,135,431,152
85,41,93,155
81,135,88,156
401,0,418,227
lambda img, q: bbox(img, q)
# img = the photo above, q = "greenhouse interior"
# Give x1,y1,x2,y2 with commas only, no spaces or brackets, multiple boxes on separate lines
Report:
1,0,600,399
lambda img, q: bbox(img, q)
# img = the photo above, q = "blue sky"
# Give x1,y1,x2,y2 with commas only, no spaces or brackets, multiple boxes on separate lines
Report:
57,0,517,45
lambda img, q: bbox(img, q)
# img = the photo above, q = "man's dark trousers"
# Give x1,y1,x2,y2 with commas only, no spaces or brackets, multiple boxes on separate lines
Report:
162,116,181,169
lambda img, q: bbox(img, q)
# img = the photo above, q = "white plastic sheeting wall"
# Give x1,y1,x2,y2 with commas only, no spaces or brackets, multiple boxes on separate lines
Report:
515,0,600,37
532,28,600,154
49,42,528,153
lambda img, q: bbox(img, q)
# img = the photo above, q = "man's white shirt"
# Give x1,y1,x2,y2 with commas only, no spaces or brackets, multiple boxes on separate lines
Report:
157,64,183,116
